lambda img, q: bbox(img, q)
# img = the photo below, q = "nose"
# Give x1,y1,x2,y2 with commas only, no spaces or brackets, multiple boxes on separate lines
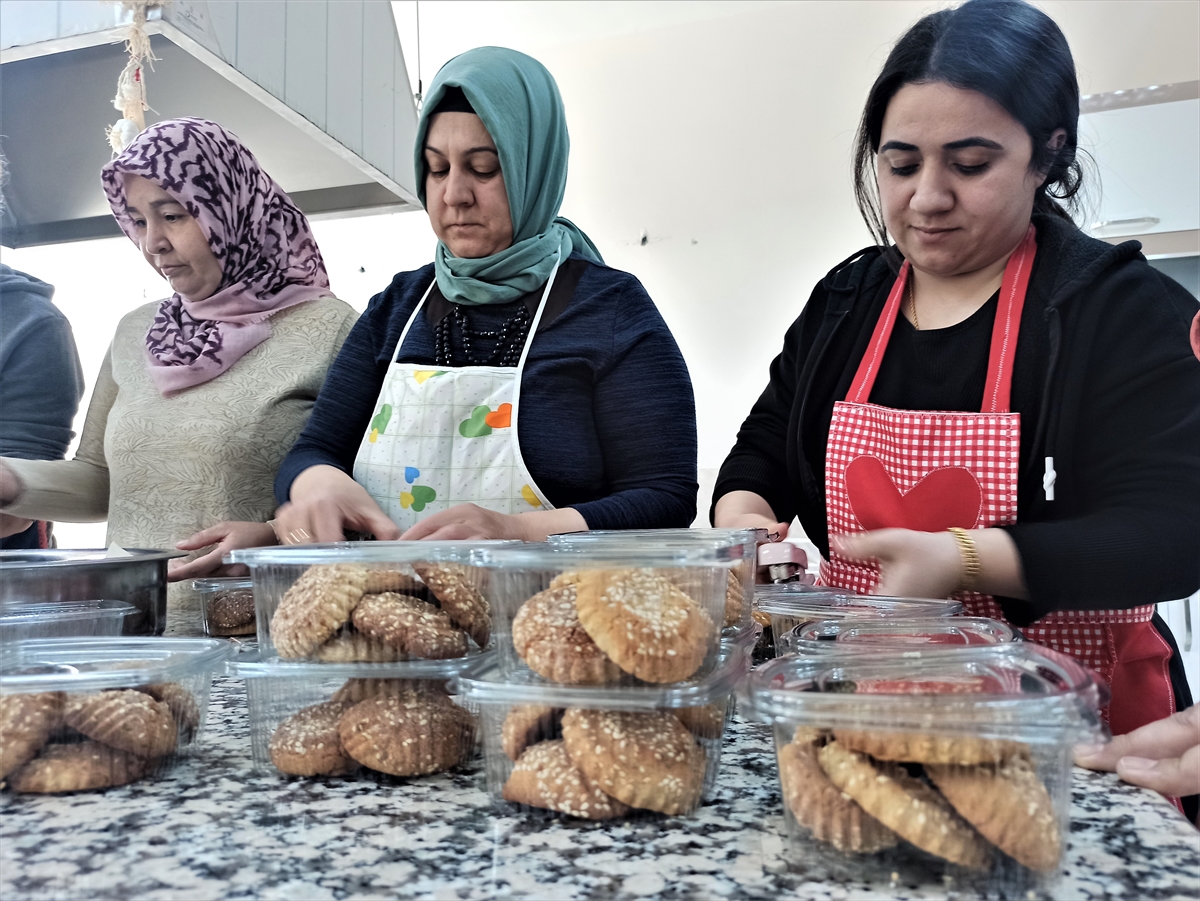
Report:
442,166,475,208
909,162,954,216
142,217,172,256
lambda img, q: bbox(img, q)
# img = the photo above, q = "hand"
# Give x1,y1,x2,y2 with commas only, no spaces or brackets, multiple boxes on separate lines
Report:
0,512,34,539
167,521,277,581
276,465,401,543
712,490,789,540
0,461,23,507
833,528,962,598
1074,706,1200,803
400,503,525,541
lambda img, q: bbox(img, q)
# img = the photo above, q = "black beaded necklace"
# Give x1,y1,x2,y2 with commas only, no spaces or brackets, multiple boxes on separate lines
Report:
434,303,532,367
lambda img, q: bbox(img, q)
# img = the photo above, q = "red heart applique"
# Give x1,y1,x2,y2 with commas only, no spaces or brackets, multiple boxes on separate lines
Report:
484,403,512,429
845,455,982,533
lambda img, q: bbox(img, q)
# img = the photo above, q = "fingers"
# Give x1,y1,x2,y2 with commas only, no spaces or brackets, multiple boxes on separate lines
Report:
1115,744,1200,799
831,531,881,563
175,523,230,551
1075,706,1200,771
166,548,223,582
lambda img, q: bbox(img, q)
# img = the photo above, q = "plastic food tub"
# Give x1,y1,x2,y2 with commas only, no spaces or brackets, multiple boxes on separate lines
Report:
547,528,768,638
456,645,749,819
471,543,739,686
777,616,1021,657
192,578,256,638
228,652,485,779
227,541,520,662
739,644,1106,897
0,637,230,794
0,600,139,644
756,583,961,657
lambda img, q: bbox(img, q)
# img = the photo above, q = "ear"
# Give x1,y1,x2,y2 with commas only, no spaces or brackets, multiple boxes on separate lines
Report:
1046,128,1068,154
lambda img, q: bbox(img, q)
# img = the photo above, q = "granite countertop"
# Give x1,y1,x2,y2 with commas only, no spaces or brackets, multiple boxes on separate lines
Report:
1,676,1197,900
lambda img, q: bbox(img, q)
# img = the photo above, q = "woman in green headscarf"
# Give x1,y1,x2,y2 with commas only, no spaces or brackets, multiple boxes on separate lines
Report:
272,47,698,542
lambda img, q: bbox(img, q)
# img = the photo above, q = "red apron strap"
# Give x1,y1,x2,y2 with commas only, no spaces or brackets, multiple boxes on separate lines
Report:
845,224,1038,412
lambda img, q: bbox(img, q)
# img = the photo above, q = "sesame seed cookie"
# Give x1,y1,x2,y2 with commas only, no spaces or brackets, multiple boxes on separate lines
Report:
351,593,468,659
412,562,490,649
0,692,64,780
560,708,707,815
672,704,727,740
271,563,371,658
501,704,563,761
8,741,149,793
137,683,201,743
206,588,256,636
503,740,631,819
724,567,745,628
338,691,473,777
64,690,177,758
511,584,624,684
315,633,404,663
364,569,424,596
269,700,358,776
832,729,1025,766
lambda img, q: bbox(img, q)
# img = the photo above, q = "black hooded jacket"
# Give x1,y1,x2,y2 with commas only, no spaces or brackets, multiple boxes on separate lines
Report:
713,213,1200,625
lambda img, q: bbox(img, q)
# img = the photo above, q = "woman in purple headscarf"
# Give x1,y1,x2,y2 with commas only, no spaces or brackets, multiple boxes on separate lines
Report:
0,119,357,631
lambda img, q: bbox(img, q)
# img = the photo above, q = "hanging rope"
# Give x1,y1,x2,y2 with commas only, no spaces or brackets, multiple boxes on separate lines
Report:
106,1,164,155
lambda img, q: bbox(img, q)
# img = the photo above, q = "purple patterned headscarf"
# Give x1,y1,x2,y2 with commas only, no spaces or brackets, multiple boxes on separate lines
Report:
101,118,331,394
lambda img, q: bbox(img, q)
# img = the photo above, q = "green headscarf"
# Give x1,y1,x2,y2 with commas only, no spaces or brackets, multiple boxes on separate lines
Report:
415,46,603,305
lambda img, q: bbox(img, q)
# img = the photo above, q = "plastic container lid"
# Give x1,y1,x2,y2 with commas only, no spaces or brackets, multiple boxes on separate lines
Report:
228,539,522,566
191,577,253,592
755,583,962,619
740,644,1106,743
0,637,230,693
0,599,138,629
781,616,1019,656
548,528,767,548
472,542,740,569
227,649,494,681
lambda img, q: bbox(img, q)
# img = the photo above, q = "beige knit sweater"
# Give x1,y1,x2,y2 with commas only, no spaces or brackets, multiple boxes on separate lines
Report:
4,297,358,632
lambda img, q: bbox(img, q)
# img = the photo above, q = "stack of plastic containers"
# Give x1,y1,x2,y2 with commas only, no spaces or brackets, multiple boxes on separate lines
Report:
459,540,749,819
739,643,1106,897
0,637,229,794
226,541,511,780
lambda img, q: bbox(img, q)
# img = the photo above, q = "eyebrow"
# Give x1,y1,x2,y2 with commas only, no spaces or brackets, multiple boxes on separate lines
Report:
879,137,1003,153
125,198,184,213
424,145,499,157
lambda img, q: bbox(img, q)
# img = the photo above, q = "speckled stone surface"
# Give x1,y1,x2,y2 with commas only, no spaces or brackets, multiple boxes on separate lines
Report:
1,676,1197,900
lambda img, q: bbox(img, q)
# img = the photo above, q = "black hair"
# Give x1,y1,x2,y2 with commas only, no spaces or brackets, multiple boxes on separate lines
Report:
431,85,476,116
853,0,1084,245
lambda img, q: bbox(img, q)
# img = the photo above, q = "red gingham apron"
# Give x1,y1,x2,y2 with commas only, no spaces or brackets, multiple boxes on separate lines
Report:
819,225,1174,736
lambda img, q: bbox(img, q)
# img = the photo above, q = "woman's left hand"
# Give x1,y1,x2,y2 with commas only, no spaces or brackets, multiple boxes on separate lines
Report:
400,503,526,542
833,529,963,597
167,520,278,581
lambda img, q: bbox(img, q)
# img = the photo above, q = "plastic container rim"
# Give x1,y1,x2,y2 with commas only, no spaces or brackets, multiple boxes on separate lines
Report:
191,577,255,591
471,543,740,568
228,539,521,566
0,636,231,692
228,649,495,681
0,599,140,624
789,616,1020,650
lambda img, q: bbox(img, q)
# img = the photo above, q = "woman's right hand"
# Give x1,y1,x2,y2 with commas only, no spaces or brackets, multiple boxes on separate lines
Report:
712,490,789,540
274,465,401,543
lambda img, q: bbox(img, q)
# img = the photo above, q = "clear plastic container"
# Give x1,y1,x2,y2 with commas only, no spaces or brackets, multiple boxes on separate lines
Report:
0,637,229,794
778,616,1020,657
227,541,519,662
227,652,484,779
0,600,139,643
192,578,256,638
456,645,749,819
471,543,738,686
547,528,767,639
756,583,961,657
739,644,1106,897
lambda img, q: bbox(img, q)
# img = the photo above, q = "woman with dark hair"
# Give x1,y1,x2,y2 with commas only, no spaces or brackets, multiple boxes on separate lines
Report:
713,0,1199,736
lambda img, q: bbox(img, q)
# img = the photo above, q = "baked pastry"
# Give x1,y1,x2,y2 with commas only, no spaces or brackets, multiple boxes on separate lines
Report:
818,741,992,869
364,569,424,596
330,678,412,704
315,633,404,663
927,756,1061,872
503,740,631,819
206,588,256,636
138,683,201,743
548,571,586,590
269,700,358,776
724,568,745,628
777,731,897,853
271,563,371,657
412,562,490,649
575,569,713,683
833,729,1024,766
673,704,726,740
338,691,473,776
63,690,177,758
511,584,624,683
560,708,706,815
0,692,64,780
351,593,468,659
501,704,563,761
8,741,149,793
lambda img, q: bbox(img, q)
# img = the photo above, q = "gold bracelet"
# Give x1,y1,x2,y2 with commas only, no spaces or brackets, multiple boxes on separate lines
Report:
948,527,981,592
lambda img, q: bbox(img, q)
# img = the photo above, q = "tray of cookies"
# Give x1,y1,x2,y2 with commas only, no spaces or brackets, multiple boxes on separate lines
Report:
192,578,256,638
0,637,229,794
755,583,961,657
228,653,483,779
0,599,140,643
777,616,1020,657
472,544,738,686
740,644,1106,897
456,644,748,819
227,541,520,662
547,528,768,639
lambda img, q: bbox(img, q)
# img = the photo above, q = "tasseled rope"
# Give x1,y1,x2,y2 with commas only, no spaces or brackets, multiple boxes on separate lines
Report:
106,1,163,154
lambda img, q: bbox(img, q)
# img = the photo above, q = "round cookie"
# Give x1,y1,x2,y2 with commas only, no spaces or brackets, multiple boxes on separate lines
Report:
511,584,624,684
269,700,358,776
412,562,491,649
9,741,149,793
338,691,473,776
316,633,404,663
926,755,1061,872
832,729,1024,766
351,593,468,659
207,588,256,636
0,692,64,780
64,690,177,758
503,740,631,819
560,708,706,815
364,569,424,596
817,741,992,869
777,732,898,853
137,683,201,743
330,678,418,704
575,569,713,684
271,563,371,658
672,704,726,740
723,567,745,628
501,704,563,761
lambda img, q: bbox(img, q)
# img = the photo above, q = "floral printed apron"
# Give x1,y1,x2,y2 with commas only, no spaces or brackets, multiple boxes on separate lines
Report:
352,260,558,532
820,226,1174,735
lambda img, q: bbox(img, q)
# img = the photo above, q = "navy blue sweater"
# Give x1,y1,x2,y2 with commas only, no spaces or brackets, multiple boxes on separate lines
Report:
277,257,698,529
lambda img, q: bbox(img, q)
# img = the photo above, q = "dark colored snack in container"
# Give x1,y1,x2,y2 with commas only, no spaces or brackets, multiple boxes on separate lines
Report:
207,588,256,636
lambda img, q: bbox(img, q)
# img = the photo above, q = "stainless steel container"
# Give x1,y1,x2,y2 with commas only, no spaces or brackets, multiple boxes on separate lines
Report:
0,549,183,635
